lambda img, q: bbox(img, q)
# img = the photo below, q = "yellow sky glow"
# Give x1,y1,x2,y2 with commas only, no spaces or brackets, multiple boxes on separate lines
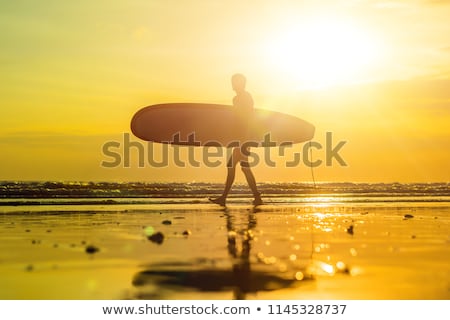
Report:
263,16,382,89
0,0,449,182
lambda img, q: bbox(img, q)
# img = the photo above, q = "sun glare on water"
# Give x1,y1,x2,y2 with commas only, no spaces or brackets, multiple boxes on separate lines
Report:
264,17,381,90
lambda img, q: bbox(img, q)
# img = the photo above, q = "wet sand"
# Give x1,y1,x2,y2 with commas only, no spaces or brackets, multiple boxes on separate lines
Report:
0,199,449,300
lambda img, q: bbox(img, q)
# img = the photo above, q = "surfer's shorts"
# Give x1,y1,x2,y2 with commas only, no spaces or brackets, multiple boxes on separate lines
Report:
227,158,250,168
227,147,251,168
240,161,250,168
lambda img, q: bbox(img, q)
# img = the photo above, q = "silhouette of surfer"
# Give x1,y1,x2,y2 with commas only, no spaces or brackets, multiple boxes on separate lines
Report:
209,74,262,206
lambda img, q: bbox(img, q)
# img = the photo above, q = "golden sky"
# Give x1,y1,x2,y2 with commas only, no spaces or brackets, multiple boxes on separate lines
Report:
1,0,449,182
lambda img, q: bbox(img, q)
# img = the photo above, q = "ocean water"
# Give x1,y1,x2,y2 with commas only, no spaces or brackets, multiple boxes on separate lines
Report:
0,181,448,210
1,181,449,300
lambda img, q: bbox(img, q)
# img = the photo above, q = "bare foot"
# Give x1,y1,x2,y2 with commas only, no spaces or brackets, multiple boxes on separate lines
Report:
253,196,263,206
209,196,226,207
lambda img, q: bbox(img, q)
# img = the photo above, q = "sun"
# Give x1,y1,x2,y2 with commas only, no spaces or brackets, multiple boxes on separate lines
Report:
264,17,380,90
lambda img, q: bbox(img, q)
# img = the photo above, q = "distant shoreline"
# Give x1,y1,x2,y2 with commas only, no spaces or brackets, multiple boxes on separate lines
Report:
0,181,448,199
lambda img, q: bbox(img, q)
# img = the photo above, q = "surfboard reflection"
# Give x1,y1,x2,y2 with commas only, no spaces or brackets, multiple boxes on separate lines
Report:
131,208,309,300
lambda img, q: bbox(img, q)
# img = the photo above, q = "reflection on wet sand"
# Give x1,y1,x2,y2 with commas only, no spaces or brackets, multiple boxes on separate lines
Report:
132,207,310,299
0,198,447,299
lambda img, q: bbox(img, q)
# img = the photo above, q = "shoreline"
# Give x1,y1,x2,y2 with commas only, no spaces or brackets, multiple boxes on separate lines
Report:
0,200,449,300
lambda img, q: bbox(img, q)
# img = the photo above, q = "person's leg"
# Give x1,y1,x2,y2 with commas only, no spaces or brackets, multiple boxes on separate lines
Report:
240,147,262,205
220,166,236,198
241,165,262,205
209,148,240,206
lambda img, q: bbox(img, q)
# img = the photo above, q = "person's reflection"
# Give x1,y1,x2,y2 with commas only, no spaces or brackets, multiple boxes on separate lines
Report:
131,207,303,299
225,208,258,300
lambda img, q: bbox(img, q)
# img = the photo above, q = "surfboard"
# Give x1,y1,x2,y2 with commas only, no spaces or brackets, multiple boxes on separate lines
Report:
130,103,315,147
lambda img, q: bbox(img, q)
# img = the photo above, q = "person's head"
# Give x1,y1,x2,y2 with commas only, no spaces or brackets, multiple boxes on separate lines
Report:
231,73,246,92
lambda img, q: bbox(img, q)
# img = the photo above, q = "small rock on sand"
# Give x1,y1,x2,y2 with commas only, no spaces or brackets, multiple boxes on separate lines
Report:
346,225,354,235
148,232,164,244
85,245,100,254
